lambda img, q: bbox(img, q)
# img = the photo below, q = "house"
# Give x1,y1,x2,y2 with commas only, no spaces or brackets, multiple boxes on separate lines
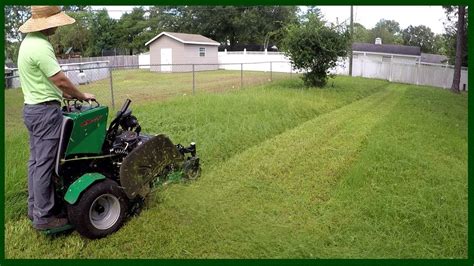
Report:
350,38,449,78
145,32,220,72
352,39,421,64
352,38,448,64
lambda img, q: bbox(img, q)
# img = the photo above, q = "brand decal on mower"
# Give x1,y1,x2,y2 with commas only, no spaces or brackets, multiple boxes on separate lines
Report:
80,115,103,127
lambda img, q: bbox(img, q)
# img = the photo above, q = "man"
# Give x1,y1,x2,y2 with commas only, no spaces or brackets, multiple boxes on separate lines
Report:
18,6,95,230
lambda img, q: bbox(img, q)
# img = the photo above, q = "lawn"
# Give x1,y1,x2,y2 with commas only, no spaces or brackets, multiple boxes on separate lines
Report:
4,71,467,258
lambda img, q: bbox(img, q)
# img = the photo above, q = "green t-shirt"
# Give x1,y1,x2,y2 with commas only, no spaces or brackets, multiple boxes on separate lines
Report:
18,32,62,104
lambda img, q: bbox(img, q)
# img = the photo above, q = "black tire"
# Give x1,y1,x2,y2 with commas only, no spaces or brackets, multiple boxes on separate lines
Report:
67,179,128,239
183,157,201,180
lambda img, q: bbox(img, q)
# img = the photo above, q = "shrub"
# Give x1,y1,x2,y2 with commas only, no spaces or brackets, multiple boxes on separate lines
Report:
282,14,349,87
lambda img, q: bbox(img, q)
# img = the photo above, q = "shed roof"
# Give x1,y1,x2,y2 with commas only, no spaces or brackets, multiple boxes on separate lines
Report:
145,32,220,46
352,43,421,56
420,53,449,64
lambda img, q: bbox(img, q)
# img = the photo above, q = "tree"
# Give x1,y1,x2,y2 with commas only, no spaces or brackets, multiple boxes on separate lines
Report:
147,6,298,50
370,19,403,44
49,11,92,56
5,6,30,62
432,34,448,55
62,5,89,12
116,7,152,55
443,6,468,67
450,5,466,93
281,13,349,87
86,9,120,56
402,25,436,53
352,22,372,43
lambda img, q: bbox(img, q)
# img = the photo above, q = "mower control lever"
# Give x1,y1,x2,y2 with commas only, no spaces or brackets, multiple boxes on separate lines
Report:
119,99,132,115
176,142,197,157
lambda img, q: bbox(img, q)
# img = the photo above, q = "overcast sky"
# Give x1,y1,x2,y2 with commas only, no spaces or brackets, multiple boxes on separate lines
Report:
93,5,447,35
318,6,446,34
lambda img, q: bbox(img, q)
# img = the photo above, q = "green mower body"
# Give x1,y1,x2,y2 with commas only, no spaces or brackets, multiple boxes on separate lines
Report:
63,105,108,156
50,99,200,239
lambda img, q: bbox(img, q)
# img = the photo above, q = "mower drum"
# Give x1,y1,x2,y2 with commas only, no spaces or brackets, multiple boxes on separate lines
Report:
119,134,185,199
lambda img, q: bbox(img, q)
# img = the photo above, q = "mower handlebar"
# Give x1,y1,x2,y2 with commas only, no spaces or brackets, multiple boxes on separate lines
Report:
62,98,100,113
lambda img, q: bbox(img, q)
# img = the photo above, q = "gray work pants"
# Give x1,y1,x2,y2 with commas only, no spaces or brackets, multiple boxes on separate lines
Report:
23,103,62,225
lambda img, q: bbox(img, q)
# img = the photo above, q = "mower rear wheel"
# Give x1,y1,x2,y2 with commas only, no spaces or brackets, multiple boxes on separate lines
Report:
67,179,128,239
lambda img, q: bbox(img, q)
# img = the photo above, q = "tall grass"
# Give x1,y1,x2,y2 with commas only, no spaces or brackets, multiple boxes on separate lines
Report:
4,74,466,259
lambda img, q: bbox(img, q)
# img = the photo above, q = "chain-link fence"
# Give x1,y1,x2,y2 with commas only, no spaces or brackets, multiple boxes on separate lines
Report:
5,61,298,109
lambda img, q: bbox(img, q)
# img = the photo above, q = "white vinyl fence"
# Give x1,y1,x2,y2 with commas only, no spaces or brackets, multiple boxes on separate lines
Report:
212,51,468,90
349,52,468,90
217,50,296,73
6,52,468,91
61,61,110,85
5,61,110,88
58,55,138,68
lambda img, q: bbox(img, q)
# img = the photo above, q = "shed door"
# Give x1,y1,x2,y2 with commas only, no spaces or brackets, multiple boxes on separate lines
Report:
161,48,172,72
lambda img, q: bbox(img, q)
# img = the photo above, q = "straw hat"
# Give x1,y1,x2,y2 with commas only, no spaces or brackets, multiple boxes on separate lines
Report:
19,6,75,33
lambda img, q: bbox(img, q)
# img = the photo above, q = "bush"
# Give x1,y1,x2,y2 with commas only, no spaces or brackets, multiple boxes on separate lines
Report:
282,14,349,87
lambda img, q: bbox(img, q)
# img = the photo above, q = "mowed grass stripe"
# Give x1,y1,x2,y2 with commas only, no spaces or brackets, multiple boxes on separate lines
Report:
58,86,404,258
307,84,468,258
150,86,402,258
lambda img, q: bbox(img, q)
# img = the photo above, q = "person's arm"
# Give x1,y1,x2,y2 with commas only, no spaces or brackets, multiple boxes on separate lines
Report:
62,91,73,99
49,71,95,100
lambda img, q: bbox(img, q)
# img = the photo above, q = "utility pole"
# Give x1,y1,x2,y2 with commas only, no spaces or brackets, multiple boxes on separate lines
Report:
349,5,354,76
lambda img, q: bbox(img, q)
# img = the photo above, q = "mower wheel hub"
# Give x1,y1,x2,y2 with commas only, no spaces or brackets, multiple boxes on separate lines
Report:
89,194,121,230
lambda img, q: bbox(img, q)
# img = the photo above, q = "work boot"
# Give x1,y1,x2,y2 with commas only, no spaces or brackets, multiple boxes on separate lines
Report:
34,217,69,230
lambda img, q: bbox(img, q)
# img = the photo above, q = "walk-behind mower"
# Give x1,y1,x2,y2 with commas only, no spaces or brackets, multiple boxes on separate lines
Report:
47,98,200,239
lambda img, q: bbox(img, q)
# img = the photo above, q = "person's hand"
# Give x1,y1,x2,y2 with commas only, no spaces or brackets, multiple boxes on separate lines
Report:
81,92,95,101
63,92,74,99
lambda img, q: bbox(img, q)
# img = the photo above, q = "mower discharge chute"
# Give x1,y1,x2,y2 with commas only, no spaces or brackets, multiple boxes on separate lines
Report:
51,99,200,239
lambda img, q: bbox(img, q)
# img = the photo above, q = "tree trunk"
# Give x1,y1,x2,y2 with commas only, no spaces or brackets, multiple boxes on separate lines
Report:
451,5,465,93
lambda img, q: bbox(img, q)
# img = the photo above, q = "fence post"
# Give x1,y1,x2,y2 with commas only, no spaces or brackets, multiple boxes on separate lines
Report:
443,63,448,89
361,53,366,78
290,63,292,77
270,62,273,81
389,55,393,82
240,63,243,89
416,58,420,85
109,67,115,109
192,64,195,95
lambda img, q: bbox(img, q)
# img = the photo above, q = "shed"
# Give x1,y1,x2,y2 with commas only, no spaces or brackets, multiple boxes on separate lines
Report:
145,32,220,72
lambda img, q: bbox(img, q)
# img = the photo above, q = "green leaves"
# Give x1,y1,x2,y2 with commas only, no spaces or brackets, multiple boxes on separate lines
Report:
5,6,30,62
402,25,436,53
282,14,349,87
148,6,298,49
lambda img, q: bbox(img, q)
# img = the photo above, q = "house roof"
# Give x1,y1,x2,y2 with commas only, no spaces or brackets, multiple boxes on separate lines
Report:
420,53,449,64
352,43,421,56
145,32,220,46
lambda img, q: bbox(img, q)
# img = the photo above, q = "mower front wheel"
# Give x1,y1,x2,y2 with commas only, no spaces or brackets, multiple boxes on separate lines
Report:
67,179,128,239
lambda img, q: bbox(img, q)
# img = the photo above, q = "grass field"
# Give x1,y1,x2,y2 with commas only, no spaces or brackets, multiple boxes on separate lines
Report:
4,71,467,258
